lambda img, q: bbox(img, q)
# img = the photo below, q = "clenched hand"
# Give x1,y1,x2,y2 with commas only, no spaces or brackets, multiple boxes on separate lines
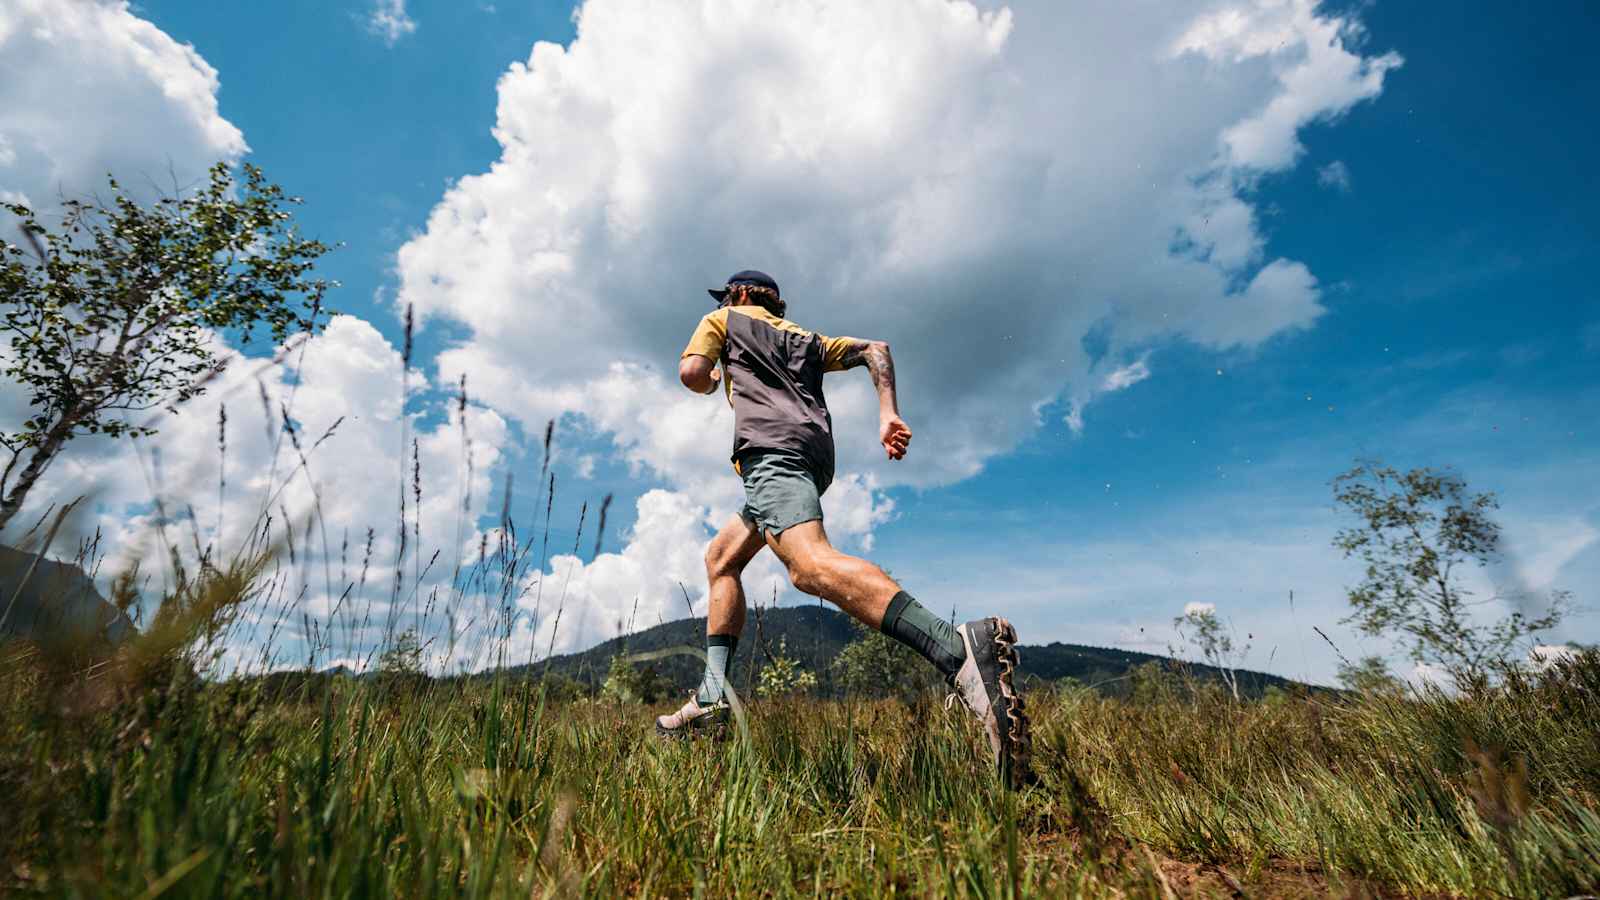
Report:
880,415,912,460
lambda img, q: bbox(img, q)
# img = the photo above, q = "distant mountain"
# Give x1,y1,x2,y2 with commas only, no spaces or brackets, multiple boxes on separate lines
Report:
506,605,1311,698
0,544,134,645
1016,640,1309,696
506,603,858,694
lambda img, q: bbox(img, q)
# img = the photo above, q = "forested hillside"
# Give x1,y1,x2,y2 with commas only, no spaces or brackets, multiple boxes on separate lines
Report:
508,605,1312,698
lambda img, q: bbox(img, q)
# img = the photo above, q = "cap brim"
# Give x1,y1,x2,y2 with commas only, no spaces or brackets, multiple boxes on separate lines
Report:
707,288,729,304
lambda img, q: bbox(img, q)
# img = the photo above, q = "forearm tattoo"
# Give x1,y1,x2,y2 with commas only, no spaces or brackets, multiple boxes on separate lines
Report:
842,339,896,398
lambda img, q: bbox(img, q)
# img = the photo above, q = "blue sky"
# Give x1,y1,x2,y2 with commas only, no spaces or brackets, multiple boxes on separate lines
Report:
6,0,1595,683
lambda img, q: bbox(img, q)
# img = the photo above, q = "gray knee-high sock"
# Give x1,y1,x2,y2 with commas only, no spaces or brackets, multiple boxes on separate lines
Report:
696,634,737,705
880,591,967,679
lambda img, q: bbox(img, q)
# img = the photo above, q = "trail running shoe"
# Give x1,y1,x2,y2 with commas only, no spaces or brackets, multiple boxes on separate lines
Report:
950,617,1033,787
654,694,730,740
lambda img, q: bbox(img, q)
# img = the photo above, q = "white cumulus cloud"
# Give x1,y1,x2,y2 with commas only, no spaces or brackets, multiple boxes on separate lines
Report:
0,0,246,208
1530,643,1577,671
398,0,1398,490
1176,2,1402,171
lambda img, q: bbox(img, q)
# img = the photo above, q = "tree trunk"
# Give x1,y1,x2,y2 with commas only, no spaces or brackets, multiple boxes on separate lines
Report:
0,413,79,535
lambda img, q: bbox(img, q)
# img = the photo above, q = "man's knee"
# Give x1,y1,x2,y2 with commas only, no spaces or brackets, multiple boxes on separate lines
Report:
706,543,743,579
786,558,827,596
787,565,822,596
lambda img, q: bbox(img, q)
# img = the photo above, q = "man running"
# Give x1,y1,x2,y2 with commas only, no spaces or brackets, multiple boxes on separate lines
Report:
655,269,1031,784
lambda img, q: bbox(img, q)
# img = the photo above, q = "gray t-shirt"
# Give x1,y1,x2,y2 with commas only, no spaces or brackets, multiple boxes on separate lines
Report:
682,304,858,483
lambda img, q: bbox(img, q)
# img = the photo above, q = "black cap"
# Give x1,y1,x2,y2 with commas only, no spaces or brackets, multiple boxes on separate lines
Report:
708,269,779,305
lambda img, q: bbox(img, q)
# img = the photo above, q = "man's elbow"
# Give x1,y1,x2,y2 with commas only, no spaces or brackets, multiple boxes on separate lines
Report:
678,360,710,393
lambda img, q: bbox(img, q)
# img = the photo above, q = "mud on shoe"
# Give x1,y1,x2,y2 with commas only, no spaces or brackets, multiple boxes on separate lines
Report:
950,617,1034,787
655,694,730,740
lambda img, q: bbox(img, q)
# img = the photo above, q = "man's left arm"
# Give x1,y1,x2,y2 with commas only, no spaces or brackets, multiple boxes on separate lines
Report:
826,337,911,460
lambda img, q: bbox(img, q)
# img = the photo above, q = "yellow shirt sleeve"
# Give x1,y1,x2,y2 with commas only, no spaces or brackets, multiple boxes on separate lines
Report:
683,309,729,361
821,334,861,372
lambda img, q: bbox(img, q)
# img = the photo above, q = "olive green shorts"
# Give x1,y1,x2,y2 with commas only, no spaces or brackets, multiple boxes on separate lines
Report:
736,450,832,537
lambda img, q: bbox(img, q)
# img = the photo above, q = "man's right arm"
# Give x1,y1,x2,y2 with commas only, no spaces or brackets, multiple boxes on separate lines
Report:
679,355,720,394
680,310,728,394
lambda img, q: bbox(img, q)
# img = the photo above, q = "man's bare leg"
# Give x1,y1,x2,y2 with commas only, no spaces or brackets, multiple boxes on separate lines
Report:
766,520,965,676
763,520,898,626
658,515,766,735
696,515,765,703
705,514,764,633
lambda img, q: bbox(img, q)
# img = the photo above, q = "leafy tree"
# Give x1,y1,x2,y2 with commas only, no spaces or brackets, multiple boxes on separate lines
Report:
1336,655,1401,695
600,654,665,704
1332,461,1571,683
1128,660,1183,705
832,622,939,700
535,672,588,703
1172,604,1249,700
0,163,331,533
375,628,427,697
756,637,818,698
378,627,424,676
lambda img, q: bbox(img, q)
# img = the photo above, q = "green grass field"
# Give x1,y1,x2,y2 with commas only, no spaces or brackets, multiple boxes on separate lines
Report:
5,627,1599,898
